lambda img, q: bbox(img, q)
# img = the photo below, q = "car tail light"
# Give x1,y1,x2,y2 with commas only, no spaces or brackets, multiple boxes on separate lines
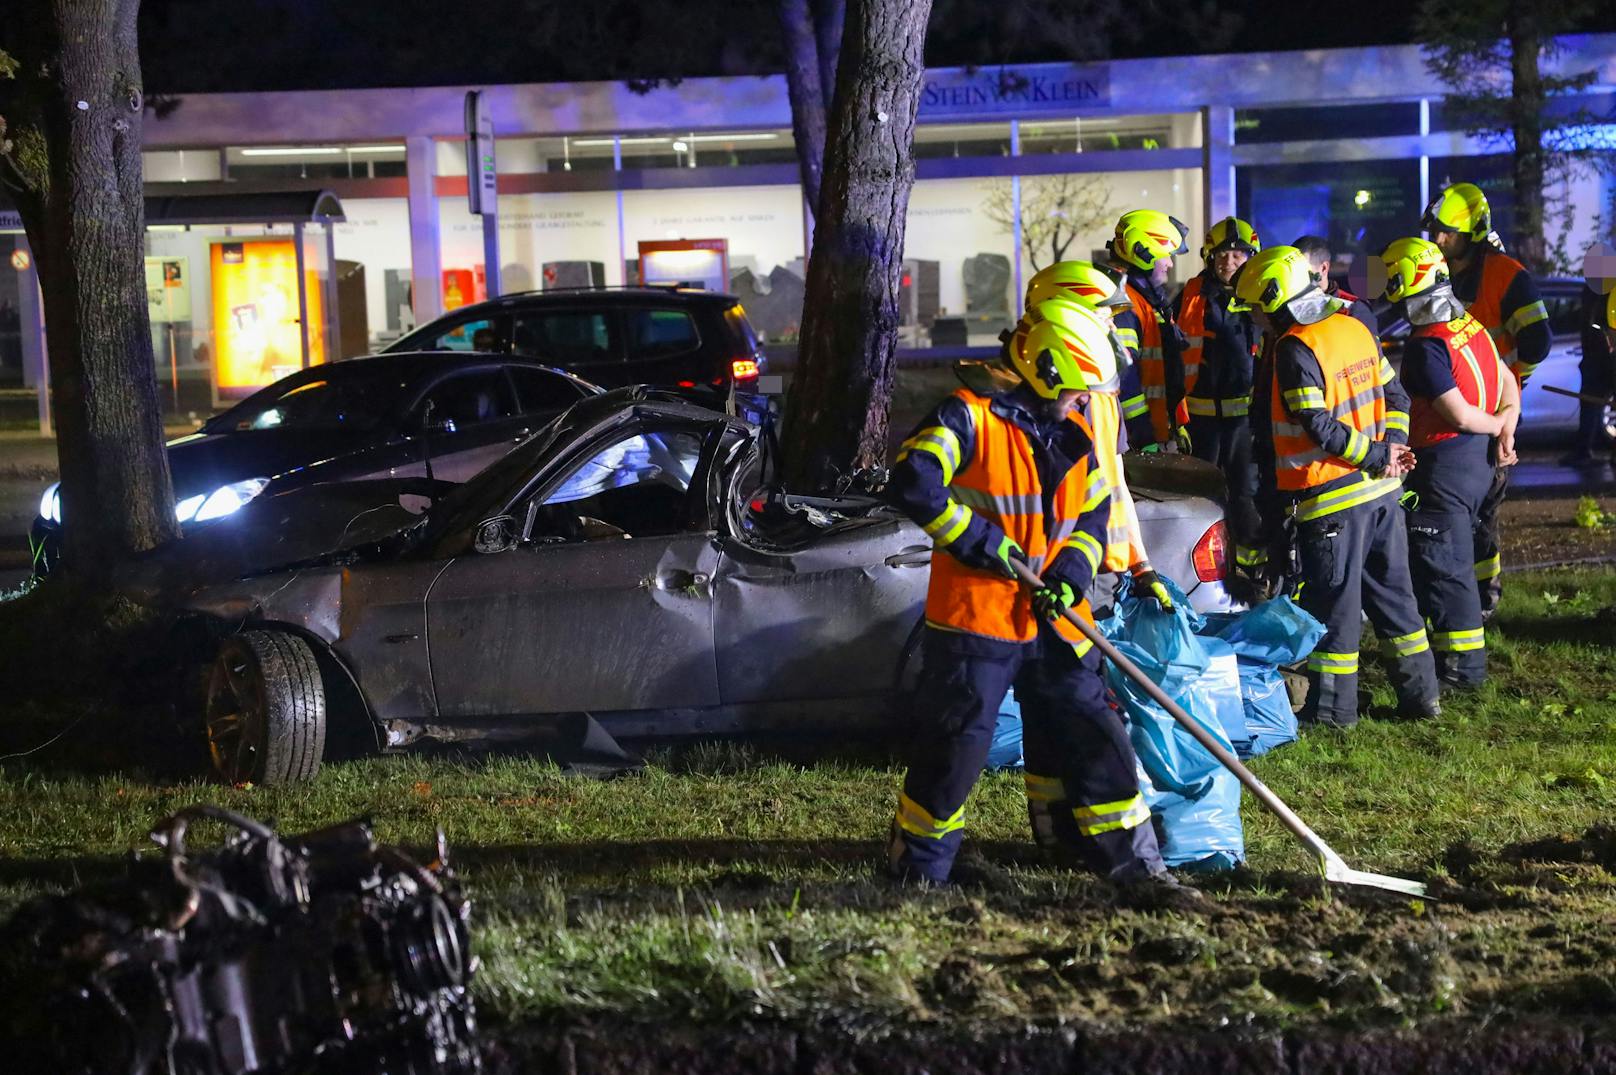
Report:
1192,520,1228,583
731,358,760,381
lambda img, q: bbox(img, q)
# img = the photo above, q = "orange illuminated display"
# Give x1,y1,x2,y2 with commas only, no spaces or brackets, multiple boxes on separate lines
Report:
210,239,326,395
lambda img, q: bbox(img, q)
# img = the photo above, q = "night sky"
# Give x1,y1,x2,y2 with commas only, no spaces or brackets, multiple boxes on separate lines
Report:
132,0,1616,96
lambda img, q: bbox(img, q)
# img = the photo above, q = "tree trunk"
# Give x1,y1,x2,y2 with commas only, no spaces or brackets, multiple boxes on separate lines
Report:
1507,4,1547,272
777,0,828,217
1,0,178,581
782,0,933,492
813,0,846,111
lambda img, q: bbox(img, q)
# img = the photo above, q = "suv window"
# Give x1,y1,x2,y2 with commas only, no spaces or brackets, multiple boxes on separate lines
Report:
627,308,701,360
511,310,617,364
421,317,502,352
508,366,590,413
416,369,518,432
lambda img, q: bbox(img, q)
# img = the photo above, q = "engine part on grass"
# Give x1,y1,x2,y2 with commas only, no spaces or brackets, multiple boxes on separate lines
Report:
0,804,480,1075
1010,559,1430,898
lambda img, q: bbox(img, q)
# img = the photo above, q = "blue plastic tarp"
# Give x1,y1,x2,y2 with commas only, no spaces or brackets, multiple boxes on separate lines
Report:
1202,596,1323,757
1102,576,1246,869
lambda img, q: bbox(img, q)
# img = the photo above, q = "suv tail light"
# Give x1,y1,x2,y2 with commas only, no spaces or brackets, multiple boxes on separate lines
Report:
1192,521,1228,583
731,358,760,381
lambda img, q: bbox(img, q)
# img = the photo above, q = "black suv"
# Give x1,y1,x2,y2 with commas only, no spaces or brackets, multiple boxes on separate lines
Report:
385,287,768,396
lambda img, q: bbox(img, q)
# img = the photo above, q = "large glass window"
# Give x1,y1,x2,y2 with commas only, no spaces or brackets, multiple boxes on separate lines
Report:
0,234,23,394
616,130,796,170
1019,113,1192,154
144,221,336,426
904,177,1018,347
1234,103,1420,145
912,122,1012,159
621,185,806,342
332,197,413,353
223,144,407,181
1237,159,1421,284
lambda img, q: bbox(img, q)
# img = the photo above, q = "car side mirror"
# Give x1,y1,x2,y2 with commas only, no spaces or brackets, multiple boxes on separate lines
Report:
473,514,518,555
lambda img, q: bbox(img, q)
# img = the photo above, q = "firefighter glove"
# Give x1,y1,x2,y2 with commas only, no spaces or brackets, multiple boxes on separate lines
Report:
1173,424,1194,455
1031,580,1077,621
1131,568,1175,611
988,532,1029,580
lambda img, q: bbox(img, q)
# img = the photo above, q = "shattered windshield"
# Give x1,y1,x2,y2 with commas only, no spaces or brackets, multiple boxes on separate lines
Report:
543,431,702,505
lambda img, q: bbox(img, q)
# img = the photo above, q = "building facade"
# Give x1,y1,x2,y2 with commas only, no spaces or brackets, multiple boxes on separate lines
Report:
1,35,1613,428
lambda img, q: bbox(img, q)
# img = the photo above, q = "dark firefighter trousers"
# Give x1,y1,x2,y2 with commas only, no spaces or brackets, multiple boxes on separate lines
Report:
1189,413,1262,548
1406,445,1494,686
889,620,1164,884
1474,463,1507,619
1295,491,1440,728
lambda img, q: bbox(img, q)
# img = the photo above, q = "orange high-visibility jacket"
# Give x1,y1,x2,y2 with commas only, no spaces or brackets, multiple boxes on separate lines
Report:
1270,314,1388,494
924,389,1109,646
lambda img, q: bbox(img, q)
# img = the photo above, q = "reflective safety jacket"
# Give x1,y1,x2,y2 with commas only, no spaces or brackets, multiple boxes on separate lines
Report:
1268,311,1411,522
890,387,1110,647
1083,389,1147,572
1452,246,1550,385
1407,312,1505,448
1114,270,1183,445
1176,270,1261,420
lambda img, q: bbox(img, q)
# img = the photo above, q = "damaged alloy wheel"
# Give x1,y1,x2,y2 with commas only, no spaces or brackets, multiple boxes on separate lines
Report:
205,631,326,785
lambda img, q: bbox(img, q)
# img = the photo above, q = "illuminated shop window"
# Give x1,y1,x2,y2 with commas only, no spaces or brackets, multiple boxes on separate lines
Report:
224,143,407,181
911,122,1012,159
1235,103,1420,145
1019,113,1193,154
614,130,797,170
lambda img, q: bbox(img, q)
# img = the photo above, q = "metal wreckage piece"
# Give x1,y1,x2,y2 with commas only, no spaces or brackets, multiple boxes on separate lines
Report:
1,805,480,1075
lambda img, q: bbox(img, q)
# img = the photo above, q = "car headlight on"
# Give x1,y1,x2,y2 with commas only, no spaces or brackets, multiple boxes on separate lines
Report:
184,478,271,523
39,483,61,524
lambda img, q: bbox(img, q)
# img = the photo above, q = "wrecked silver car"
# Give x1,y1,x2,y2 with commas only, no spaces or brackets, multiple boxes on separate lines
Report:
123,388,1231,785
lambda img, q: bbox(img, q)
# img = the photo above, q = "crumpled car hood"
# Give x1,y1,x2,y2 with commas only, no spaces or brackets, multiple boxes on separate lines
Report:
116,479,429,605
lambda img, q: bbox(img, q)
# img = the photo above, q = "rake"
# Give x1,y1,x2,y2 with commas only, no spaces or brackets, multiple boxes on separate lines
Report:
1011,561,1428,898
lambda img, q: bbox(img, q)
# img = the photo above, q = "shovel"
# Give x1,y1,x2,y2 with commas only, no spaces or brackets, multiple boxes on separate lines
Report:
1011,561,1428,898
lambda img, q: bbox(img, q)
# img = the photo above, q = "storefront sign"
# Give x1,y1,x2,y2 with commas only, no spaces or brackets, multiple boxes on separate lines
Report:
211,239,325,395
144,256,191,322
919,65,1110,116
0,211,22,231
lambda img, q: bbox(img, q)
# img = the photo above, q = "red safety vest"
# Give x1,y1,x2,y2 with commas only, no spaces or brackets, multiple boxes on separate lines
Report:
925,388,1100,647
1408,312,1504,448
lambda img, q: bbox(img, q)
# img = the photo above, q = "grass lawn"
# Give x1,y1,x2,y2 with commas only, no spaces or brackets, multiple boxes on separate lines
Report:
2,568,1616,1048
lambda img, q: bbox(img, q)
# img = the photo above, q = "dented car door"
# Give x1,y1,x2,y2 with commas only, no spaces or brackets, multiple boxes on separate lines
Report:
425,536,721,718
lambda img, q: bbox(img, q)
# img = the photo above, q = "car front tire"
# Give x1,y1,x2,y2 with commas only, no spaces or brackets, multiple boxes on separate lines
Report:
205,630,326,785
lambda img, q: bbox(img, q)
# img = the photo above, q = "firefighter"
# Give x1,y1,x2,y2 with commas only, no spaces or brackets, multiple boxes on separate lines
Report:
886,298,1168,885
1108,210,1192,452
1422,182,1550,620
1022,263,1176,612
1238,246,1441,728
1378,238,1521,689
1564,278,1615,467
1292,235,1380,341
1176,218,1264,556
